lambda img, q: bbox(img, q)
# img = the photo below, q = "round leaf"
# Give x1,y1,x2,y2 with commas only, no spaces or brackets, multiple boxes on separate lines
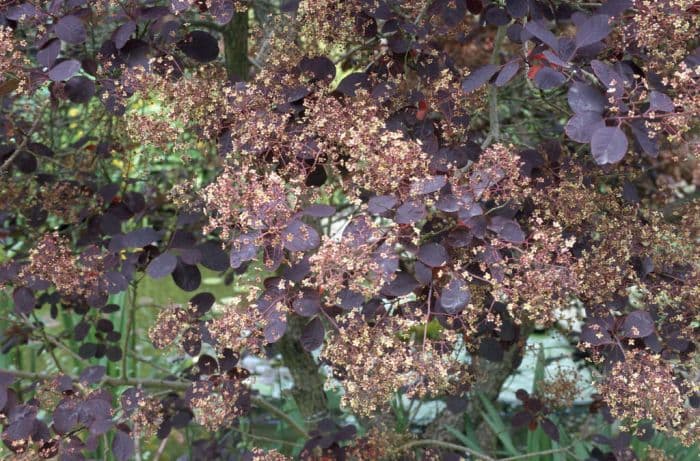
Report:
621,310,654,338
300,317,324,351
565,111,605,143
281,220,320,252
567,82,606,114
55,15,87,44
590,126,628,164
417,243,448,268
461,64,498,93
439,278,471,314
48,59,81,81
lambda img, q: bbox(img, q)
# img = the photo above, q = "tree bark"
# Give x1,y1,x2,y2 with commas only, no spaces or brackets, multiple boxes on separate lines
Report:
277,315,329,423
223,10,249,80
425,323,533,452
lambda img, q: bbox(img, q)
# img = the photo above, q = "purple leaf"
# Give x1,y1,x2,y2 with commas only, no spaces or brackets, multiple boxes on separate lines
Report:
575,14,611,48
506,0,529,18
580,319,614,346
417,243,448,268
6,3,41,21
621,310,655,338
3,405,37,440
540,418,560,441
591,59,624,97
410,175,447,195
382,272,419,297
210,0,235,25
13,287,35,315
182,327,201,356
649,91,674,113
461,64,498,93
591,126,628,164
170,0,190,13
478,337,503,362
303,204,336,217
395,200,426,224
300,317,324,351
368,195,398,215
37,38,61,69
534,67,566,89
567,82,606,114
512,410,533,428
146,252,178,279
112,430,134,461
112,21,136,50
65,76,96,103
495,60,520,87
48,59,81,81
281,220,320,252
179,31,219,63
438,278,470,314
229,232,259,269
55,15,87,44
172,261,201,292
629,120,659,158
123,227,161,248
190,292,215,316
565,111,606,143
263,313,287,343
488,216,526,243
292,289,321,317
524,20,559,50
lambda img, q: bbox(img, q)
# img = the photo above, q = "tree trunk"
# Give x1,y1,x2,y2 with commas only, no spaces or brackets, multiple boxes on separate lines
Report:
223,10,249,81
277,315,329,423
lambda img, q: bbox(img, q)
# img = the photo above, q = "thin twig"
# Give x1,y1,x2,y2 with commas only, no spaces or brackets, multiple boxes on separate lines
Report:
152,434,169,461
1,107,46,173
122,283,137,380
399,439,495,460
482,26,507,149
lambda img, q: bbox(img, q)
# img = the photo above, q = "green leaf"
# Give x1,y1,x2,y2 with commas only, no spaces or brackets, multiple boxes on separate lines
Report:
477,392,520,456
445,426,484,454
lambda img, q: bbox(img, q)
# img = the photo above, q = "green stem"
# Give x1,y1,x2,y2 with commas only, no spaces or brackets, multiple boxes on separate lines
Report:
482,26,507,149
399,439,495,460
223,10,249,80
121,283,137,380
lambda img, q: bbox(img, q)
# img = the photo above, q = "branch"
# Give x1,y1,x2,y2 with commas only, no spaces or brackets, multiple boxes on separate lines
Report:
399,439,495,460
481,26,507,149
399,439,575,461
0,108,45,173
6,369,309,438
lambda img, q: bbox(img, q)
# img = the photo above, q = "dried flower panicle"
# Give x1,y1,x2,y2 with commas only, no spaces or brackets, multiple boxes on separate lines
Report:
626,0,700,72
148,304,191,350
598,351,699,446
497,222,580,326
187,377,249,431
249,448,290,460
322,313,469,416
206,302,267,355
19,233,105,300
308,234,395,303
344,425,413,461
536,367,583,409
464,143,531,202
0,26,29,93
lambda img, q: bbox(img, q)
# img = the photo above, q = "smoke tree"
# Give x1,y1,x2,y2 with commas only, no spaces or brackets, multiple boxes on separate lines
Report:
0,0,699,459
